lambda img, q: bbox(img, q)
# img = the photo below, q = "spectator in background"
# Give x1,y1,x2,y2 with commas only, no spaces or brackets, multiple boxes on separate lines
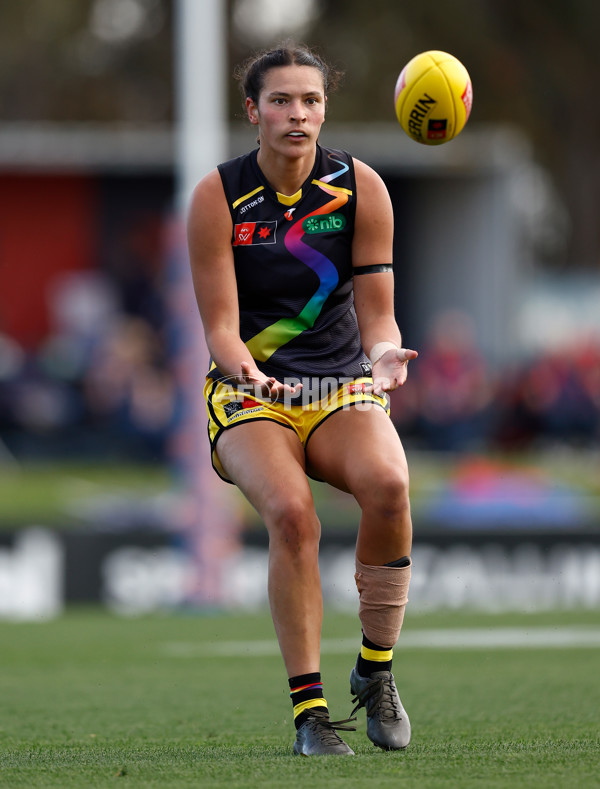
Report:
106,215,166,332
83,316,178,460
495,336,600,449
573,336,600,440
414,310,494,451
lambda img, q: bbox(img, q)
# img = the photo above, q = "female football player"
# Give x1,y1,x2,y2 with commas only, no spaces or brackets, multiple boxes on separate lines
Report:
187,42,417,755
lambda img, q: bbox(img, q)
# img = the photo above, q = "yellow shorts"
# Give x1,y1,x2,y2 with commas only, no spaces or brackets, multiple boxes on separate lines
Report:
204,376,389,483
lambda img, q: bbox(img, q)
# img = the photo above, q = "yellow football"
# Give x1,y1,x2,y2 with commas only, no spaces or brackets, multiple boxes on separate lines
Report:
394,50,473,145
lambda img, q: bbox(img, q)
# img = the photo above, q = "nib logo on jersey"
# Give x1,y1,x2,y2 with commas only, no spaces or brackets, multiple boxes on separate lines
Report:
303,213,346,234
234,221,277,246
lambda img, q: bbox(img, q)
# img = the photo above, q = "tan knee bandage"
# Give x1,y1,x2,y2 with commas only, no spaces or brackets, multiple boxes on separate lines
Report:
354,558,411,649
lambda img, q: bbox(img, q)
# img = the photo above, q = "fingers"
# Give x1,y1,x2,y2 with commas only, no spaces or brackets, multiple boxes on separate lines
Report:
269,379,303,397
375,377,393,394
391,348,418,365
373,348,418,369
366,377,393,394
369,371,409,393
239,361,303,397
401,348,419,361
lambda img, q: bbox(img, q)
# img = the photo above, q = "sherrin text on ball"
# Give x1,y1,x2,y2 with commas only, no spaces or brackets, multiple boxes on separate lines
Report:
394,50,473,145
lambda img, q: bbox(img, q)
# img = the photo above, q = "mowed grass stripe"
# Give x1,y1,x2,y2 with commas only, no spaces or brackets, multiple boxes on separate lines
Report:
162,626,600,657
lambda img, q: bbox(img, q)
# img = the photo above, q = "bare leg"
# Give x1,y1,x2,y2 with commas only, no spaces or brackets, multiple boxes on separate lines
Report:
217,422,322,677
307,403,413,750
306,405,412,565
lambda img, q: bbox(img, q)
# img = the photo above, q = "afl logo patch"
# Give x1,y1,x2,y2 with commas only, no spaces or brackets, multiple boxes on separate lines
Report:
234,221,277,246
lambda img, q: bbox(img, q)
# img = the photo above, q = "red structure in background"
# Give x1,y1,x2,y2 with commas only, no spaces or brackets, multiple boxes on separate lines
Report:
0,175,96,349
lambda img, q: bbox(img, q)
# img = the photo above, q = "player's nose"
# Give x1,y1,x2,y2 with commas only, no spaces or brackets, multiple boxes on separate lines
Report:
289,100,307,121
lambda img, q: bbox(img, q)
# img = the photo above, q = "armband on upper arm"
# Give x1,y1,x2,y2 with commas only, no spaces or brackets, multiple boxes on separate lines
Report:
353,264,393,276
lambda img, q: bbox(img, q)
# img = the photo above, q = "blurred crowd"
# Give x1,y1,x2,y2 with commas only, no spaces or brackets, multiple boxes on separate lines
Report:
0,261,180,463
390,310,600,452
1,291,599,463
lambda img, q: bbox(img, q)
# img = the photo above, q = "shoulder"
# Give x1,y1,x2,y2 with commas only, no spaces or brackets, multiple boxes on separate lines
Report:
352,157,389,196
189,151,254,209
189,168,227,217
352,157,392,219
187,168,231,247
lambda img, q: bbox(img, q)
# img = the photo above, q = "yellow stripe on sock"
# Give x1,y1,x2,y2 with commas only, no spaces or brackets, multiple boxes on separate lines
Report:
361,645,393,662
293,698,328,719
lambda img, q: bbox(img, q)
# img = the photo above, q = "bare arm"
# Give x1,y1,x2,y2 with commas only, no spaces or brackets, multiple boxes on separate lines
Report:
187,169,252,377
187,170,301,396
351,159,418,392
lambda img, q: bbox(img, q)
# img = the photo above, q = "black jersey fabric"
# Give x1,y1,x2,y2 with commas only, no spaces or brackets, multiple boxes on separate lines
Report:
214,144,371,387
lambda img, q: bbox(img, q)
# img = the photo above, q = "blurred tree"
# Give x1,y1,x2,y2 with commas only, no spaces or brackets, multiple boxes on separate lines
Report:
0,0,172,122
485,0,600,271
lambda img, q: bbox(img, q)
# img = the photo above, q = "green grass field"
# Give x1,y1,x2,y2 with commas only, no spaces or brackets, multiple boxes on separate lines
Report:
1,450,599,531
1,608,599,788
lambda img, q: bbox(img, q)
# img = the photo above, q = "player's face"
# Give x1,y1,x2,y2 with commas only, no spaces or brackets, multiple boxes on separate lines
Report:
246,65,326,158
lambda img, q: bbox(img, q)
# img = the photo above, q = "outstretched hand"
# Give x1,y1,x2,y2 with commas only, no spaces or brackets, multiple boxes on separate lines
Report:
238,361,303,399
368,348,418,395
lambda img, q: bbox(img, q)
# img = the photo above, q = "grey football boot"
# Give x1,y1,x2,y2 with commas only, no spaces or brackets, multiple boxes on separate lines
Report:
350,666,411,750
293,708,356,756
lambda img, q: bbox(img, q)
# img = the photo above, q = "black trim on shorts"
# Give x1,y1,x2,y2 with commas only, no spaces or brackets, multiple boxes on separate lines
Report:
206,422,233,483
208,417,297,485
304,397,389,450
353,264,393,276
206,377,223,425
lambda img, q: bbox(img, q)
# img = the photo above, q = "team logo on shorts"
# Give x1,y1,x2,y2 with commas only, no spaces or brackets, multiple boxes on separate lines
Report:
223,401,243,418
361,362,372,376
223,398,264,421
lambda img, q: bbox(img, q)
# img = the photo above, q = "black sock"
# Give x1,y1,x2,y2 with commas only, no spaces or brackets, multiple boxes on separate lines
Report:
289,672,328,729
356,633,393,677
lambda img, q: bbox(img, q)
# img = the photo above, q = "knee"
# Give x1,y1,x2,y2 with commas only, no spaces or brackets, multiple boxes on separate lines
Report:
357,464,410,516
264,495,320,556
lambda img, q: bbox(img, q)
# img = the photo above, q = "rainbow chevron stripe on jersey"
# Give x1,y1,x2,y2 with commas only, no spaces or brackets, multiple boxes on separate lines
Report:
215,145,370,384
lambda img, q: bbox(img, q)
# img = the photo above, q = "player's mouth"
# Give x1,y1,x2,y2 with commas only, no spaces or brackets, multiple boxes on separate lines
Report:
286,131,308,139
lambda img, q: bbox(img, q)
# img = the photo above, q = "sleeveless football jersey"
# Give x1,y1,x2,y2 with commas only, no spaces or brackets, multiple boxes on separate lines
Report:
214,144,371,387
